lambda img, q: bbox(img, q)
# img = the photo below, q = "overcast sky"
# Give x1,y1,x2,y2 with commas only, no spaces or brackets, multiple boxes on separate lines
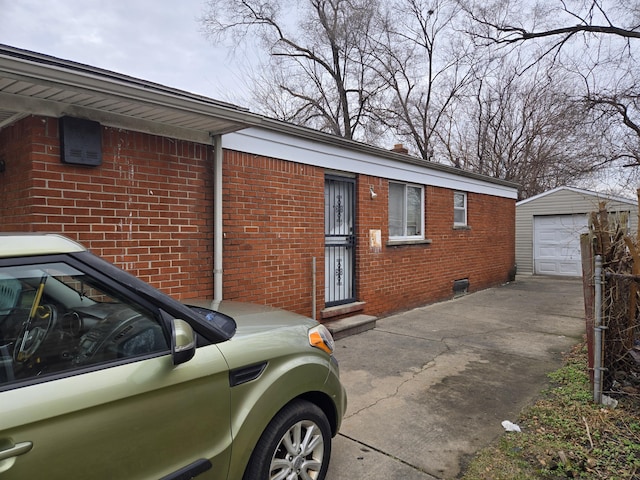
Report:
0,0,253,105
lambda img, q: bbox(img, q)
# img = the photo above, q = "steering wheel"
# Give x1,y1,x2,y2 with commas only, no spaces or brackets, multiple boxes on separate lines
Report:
13,304,57,363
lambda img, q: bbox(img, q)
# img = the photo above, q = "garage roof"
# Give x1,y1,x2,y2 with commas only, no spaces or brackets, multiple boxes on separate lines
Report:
516,186,638,207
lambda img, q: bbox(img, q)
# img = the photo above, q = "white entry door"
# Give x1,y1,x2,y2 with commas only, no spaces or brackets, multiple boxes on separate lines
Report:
533,214,589,276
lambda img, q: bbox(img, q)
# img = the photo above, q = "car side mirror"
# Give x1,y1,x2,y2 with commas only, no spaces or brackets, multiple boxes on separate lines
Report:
172,319,196,365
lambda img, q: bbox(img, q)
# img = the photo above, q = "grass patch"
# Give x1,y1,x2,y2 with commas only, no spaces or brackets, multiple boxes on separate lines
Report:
460,344,640,479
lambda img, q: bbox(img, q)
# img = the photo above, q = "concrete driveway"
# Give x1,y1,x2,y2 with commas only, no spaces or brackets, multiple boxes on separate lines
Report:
326,276,585,480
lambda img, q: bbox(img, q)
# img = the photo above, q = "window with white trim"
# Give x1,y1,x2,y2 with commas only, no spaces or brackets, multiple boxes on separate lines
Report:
453,191,467,226
389,182,424,239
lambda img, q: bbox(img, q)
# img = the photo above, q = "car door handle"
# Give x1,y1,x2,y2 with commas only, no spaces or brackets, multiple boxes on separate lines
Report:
0,441,33,461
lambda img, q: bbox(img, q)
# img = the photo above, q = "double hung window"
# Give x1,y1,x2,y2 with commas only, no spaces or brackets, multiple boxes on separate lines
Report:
454,192,467,227
389,182,424,239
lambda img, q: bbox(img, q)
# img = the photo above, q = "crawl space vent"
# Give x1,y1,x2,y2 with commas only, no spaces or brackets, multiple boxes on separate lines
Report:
453,278,469,296
59,116,102,166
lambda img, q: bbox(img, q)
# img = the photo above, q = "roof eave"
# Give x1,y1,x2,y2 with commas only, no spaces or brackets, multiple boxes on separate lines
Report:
258,117,520,190
0,44,518,191
0,44,263,139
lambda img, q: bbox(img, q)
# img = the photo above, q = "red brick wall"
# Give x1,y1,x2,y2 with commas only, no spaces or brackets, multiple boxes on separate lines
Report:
356,179,515,316
1,115,515,319
0,116,215,299
0,116,39,230
222,150,325,316
222,162,514,318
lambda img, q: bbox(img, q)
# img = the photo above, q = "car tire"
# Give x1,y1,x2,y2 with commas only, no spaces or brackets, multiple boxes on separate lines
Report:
243,399,332,480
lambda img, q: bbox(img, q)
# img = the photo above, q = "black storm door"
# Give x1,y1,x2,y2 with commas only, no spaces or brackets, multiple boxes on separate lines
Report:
324,176,356,306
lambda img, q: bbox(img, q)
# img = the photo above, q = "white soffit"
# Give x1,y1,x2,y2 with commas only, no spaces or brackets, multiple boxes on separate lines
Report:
223,128,518,199
0,45,258,140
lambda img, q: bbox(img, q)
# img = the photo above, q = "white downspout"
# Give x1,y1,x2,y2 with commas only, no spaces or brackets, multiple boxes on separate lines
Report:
212,134,223,306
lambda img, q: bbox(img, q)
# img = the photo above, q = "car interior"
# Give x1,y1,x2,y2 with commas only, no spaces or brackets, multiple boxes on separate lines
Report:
0,264,169,386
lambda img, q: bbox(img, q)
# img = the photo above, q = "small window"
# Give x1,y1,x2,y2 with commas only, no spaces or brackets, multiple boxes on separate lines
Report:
389,182,424,239
454,192,467,227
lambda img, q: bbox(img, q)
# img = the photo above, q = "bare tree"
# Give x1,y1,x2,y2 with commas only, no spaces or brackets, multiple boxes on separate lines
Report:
199,0,630,195
461,0,640,46
459,0,640,172
200,0,385,140
442,58,603,198
201,0,479,155
369,0,477,160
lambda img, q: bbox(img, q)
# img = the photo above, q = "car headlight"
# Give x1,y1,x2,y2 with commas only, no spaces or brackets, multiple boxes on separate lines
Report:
308,324,335,355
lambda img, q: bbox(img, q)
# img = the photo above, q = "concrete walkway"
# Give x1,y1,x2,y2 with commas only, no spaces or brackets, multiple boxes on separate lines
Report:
326,276,585,480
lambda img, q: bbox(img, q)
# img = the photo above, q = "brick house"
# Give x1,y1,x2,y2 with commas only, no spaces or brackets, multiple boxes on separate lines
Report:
0,45,517,323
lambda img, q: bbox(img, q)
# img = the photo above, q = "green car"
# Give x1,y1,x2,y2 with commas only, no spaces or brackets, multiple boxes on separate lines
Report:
0,234,346,480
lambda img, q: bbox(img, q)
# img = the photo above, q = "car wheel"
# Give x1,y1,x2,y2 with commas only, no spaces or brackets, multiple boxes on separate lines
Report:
244,399,332,480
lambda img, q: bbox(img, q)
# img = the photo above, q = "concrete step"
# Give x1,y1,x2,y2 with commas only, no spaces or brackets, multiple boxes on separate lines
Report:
326,314,377,340
320,301,365,320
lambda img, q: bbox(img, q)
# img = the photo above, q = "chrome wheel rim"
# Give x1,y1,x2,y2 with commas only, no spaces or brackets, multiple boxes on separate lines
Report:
269,419,325,480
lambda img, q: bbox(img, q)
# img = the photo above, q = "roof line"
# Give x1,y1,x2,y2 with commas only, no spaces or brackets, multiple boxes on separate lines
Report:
250,119,520,189
517,186,639,206
0,43,518,191
0,43,250,113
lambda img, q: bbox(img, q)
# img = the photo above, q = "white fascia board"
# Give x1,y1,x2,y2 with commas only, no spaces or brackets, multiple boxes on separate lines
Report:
517,186,639,207
516,186,564,206
223,128,518,199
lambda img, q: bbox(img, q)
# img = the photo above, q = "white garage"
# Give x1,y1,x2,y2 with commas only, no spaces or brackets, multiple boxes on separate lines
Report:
516,187,638,277
533,214,589,276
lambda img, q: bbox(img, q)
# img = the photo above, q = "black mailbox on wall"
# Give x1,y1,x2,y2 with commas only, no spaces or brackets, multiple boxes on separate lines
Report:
59,116,102,166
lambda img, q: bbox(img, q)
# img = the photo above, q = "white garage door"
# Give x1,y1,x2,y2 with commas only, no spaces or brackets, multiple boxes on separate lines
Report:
533,215,589,276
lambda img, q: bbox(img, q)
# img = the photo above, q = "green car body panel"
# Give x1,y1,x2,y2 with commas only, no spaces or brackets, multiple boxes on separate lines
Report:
189,300,347,480
1,350,233,479
0,234,346,479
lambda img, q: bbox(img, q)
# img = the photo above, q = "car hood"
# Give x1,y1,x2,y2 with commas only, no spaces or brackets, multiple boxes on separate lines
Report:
186,300,317,337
